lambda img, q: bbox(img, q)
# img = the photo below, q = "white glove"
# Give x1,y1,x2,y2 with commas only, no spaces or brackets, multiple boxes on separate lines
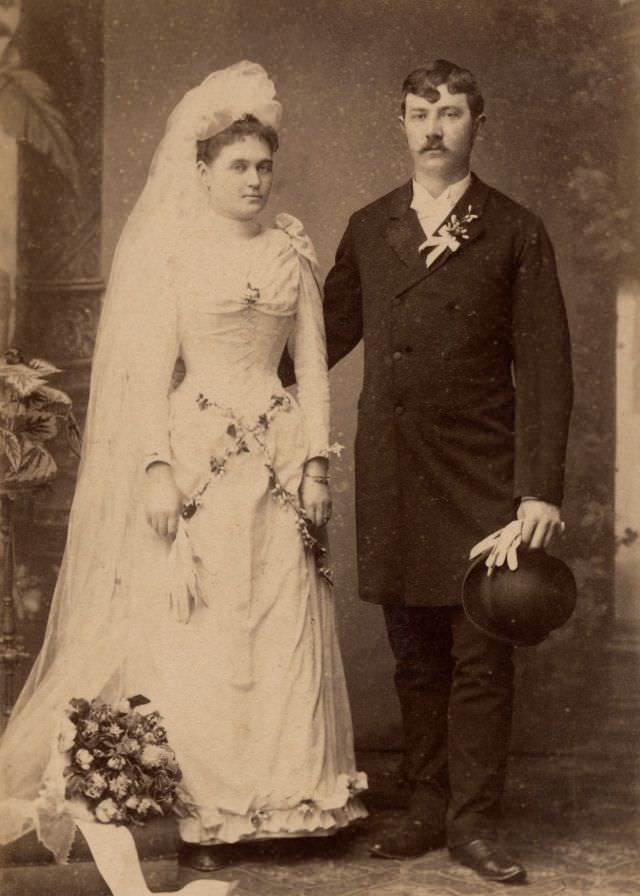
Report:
469,519,523,575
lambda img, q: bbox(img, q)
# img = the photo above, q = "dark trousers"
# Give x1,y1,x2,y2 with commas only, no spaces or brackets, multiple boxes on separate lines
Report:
383,604,515,848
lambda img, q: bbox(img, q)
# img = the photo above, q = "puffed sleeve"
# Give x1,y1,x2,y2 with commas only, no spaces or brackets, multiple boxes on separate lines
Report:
276,214,330,460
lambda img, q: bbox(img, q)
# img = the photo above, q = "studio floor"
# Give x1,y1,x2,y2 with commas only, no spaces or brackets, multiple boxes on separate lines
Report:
182,745,639,896
2,623,639,896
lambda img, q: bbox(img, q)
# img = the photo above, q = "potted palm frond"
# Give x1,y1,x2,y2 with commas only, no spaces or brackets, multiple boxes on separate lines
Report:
0,0,80,357
0,0,79,192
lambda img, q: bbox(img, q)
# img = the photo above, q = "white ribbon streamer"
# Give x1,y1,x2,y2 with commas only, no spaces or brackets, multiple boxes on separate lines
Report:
168,519,208,623
76,819,237,895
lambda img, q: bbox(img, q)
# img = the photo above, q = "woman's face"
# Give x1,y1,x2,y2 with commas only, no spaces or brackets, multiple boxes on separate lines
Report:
198,136,274,221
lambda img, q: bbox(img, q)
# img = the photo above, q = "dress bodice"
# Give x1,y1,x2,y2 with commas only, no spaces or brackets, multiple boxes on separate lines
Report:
139,214,330,468
178,226,299,411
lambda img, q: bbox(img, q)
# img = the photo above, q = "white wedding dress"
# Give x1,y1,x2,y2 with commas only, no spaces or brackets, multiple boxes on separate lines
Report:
0,65,364,895
0,212,365,864
119,213,366,844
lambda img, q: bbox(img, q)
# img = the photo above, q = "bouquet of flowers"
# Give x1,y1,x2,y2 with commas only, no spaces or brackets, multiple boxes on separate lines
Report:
59,695,192,825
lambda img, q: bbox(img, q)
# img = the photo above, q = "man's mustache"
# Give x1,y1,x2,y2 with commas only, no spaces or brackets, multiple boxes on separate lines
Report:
420,141,446,153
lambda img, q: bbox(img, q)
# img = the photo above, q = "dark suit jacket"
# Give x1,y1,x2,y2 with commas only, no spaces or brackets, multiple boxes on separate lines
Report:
322,174,573,606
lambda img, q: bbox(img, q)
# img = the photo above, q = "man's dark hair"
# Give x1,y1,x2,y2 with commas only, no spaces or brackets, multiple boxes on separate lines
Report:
196,114,279,165
401,60,484,119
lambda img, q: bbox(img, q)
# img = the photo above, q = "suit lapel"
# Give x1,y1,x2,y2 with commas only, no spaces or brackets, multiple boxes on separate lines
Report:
384,183,426,270
383,174,490,296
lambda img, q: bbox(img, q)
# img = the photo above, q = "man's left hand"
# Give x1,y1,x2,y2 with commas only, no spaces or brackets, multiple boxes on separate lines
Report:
517,499,563,550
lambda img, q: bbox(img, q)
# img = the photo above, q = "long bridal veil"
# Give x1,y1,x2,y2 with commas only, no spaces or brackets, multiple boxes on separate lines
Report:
0,61,282,863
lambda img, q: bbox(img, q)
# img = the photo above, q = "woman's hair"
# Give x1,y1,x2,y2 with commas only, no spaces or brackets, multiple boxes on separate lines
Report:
196,114,279,165
401,59,484,119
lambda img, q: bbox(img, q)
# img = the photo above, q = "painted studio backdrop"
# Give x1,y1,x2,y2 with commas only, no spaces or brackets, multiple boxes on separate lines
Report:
1,0,639,758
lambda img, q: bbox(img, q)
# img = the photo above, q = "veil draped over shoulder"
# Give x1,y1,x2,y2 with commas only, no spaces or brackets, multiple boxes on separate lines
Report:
0,62,282,861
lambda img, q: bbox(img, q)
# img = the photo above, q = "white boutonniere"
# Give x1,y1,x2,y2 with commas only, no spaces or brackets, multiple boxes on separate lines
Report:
419,205,479,267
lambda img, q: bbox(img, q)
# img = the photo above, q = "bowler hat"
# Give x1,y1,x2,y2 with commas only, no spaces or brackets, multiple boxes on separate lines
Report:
462,549,577,646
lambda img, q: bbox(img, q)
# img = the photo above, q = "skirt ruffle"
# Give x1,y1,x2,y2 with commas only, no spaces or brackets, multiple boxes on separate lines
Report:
179,774,368,844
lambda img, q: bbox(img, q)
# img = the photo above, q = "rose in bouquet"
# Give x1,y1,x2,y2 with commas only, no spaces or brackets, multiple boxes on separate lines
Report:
60,695,192,825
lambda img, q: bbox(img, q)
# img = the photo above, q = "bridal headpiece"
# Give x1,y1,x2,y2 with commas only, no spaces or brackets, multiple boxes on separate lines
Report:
167,60,282,144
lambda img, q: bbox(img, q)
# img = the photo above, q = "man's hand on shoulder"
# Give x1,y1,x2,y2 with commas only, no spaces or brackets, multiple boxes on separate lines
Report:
517,499,563,550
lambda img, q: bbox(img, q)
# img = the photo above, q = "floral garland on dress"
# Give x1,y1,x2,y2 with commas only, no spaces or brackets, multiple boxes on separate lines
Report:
181,393,337,583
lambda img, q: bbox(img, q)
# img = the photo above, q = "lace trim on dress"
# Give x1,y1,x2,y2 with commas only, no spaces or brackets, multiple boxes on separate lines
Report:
179,772,368,844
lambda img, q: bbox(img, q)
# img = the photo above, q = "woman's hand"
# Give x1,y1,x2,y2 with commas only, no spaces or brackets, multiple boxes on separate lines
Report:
144,462,182,538
300,458,332,528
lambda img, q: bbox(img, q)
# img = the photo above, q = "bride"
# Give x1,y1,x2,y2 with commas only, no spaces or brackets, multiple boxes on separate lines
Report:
0,61,366,888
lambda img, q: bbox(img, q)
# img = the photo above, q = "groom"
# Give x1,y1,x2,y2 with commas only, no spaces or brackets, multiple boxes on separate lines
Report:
322,60,573,883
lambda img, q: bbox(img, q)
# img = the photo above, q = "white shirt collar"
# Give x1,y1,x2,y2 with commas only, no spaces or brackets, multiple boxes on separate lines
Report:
410,172,472,214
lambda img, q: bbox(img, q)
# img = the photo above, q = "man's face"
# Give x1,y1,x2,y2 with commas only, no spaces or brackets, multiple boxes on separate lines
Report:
401,85,481,182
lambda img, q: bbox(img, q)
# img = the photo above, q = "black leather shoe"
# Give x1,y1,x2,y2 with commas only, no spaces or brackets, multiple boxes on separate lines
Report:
450,838,526,883
370,817,446,859
177,842,229,872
